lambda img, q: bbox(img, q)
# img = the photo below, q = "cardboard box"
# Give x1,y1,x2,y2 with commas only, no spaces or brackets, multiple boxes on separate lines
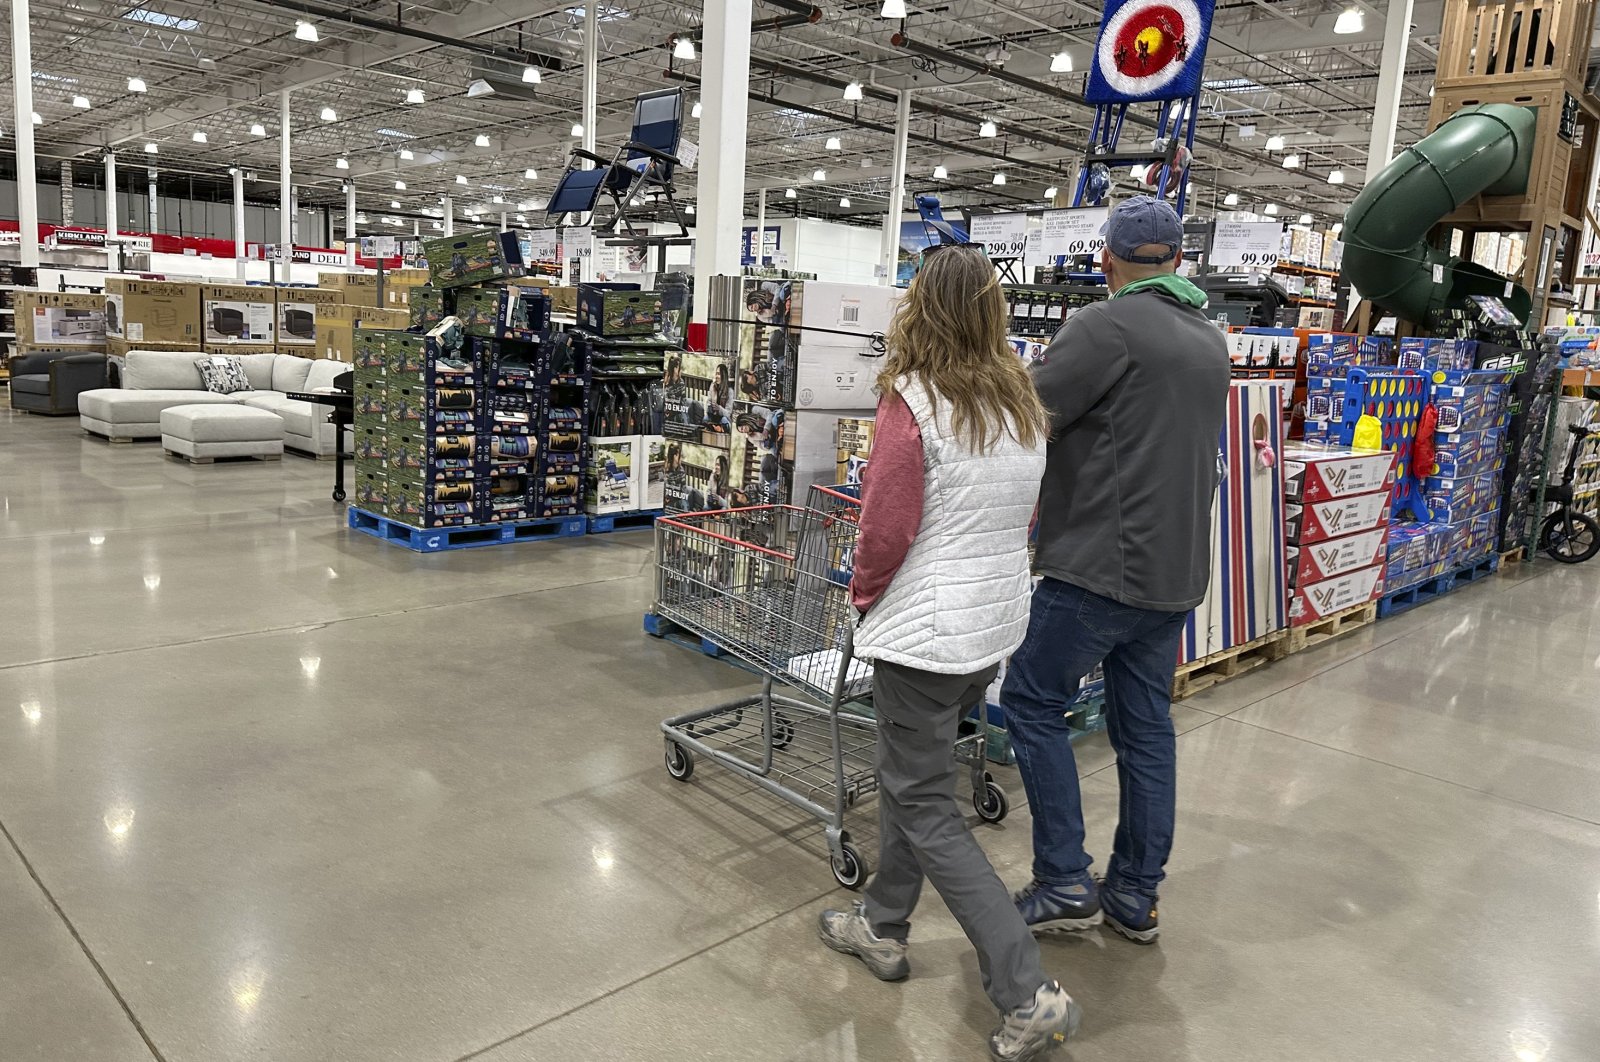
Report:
408,286,452,332
15,292,106,350
664,350,737,443
734,278,898,332
835,416,874,487
105,278,202,345
663,439,741,513
1283,446,1399,502
386,431,483,481
384,320,478,388
421,229,526,289
386,475,479,527
546,286,579,317
318,272,382,308
106,338,201,360
1288,564,1384,626
1286,490,1392,545
577,286,663,336
200,284,275,346
455,285,551,340
731,279,899,410
1287,527,1388,586
785,410,879,494
586,435,644,513
317,305,411,361
274,286,343,349
382,269,432,308
353,424,387,464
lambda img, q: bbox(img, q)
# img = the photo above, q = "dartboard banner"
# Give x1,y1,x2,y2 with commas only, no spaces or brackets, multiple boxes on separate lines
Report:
1086,0,1216,104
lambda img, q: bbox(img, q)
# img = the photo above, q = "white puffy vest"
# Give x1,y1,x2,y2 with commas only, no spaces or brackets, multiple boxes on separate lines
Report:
853,376,1046,675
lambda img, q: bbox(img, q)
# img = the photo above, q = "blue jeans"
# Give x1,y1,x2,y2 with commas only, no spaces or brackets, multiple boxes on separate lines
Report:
1000,578,1188,897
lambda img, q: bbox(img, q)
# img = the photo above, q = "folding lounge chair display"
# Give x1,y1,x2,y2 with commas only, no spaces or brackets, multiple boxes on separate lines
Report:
546,88,690,237
913,194,971,247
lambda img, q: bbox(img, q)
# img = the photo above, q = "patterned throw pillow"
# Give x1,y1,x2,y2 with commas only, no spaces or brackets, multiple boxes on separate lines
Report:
194,355,252,394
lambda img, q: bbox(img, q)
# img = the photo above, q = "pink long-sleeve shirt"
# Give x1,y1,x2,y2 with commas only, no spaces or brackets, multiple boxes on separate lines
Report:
849,392,925,613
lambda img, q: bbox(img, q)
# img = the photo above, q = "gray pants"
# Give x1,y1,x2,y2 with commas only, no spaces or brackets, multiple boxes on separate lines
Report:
862,659,1047,1013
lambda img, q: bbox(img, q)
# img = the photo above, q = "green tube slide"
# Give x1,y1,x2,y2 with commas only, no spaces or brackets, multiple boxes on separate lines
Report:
1341,103,1537,325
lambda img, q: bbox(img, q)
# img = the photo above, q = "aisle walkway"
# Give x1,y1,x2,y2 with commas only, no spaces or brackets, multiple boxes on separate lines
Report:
3,409,1597,1062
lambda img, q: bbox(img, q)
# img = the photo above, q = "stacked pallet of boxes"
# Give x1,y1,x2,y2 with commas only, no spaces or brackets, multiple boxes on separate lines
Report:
104,278,202,358
200,284,277,355
1419,355,1515,568
13,290,107,356
273,287,343,357
576,284,670,521
1283,445,1397,625
681,277,896,515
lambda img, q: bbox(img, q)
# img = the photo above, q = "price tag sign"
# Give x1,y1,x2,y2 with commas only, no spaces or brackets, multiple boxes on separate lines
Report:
771,250,789,267
969,212,1028,258
1040,207,1108,257
1211,221,1283,269
529,228,559,260
677,138,699,170
566,226,593,259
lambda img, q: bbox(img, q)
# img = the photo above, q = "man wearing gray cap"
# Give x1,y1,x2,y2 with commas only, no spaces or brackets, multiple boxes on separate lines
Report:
1004,195,1229,944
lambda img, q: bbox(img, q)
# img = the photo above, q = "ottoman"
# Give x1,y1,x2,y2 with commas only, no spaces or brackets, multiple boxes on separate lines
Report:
161,404,285,464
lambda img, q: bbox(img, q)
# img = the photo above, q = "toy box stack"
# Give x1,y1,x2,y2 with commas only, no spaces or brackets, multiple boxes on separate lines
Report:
683,276,896,515
1180,382,1289,661
1422,362,1514,564
1301,335,1394,442
1283,444,1398,625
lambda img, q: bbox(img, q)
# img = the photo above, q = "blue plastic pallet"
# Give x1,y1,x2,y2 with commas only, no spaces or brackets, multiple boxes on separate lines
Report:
1377,553,1500,619
347,507,585,553
587,508,662,535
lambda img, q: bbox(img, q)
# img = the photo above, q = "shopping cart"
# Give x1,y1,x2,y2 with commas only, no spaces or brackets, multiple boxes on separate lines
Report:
655,484,1008,889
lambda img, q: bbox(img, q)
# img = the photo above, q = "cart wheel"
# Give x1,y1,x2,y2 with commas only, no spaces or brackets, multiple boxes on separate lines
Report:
772,716,794,750
332,488,347,502
974,778,1010,824
664,740,694,782
832,839,868,890
1542,511,1600,563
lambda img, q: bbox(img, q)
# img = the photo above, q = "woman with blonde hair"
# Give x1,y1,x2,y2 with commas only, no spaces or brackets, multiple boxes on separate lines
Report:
818,245,1079,1061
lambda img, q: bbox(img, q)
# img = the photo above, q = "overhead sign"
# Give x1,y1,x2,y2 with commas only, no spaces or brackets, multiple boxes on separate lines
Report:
968,212,1028,259
49,228,108,248
1211,220,1284,268
1040,207,1109,257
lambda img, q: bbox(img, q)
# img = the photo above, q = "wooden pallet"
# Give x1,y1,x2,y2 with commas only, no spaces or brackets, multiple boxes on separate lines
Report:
1273,600,1377,657
1499,545,1528,564
1171,630,1288,701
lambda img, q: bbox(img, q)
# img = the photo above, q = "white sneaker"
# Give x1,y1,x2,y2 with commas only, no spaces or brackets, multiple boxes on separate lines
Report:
817,901,910,981
989,980,1081,1061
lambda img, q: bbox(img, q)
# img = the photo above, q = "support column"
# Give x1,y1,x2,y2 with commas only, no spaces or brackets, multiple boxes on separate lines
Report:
580,0,599,282
279,89,293,273
233,166,246,280
755,190,767,266
693,0,754,317
147,167,159,235
500,212,508,233
1364,0,1414,183
881,89,912,284
413,220,420,237
104,152,119,271
442,196,454,236
345,181,358,270
11,0,40,267
59,161,75,225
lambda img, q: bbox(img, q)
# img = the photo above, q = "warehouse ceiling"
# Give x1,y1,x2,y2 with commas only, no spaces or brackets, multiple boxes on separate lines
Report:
3,0,1448,232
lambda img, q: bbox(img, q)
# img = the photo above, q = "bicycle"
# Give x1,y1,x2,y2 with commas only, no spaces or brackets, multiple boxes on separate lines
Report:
1539,422,1600,563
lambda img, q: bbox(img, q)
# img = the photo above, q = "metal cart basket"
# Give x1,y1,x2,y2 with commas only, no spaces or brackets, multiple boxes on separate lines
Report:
654,484,1008,888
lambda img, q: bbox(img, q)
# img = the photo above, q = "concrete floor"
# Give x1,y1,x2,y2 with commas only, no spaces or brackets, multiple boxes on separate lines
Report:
3,408,1598,1062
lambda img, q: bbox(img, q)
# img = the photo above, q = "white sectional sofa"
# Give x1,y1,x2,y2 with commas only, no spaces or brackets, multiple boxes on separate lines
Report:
79,350,351,457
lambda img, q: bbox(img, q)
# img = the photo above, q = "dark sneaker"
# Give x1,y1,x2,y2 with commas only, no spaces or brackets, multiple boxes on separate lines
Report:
1014,875,1102,933
988,980,1081,1061
817,901,910,981
1098,880,1159,944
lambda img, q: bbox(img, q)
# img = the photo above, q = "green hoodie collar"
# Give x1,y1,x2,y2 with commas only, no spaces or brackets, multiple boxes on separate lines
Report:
1111,272,1209,308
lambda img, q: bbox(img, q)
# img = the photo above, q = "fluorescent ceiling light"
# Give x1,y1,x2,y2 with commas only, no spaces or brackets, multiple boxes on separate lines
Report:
880,0,907,16
516,213,527,222
191,130,207,143
1298,213,1314,224
673,37,696,60
395,180,407,190
406,88,425,104
979,119,998,138
31,112,42,125
1044,185,1059,199
320,106,337,121
571,122,584,137
492,194,505,204
812,168,826,181
784,187,797,198
1333,7,1364,33
521,65,541,84
1129,164,1144,178
295,20,319,41
691,100,702,118
1282,153,1301,168
843,82,864,101
825,136,842,150
399,148,414,160
128,77,147,92
250,123,266,136
72,95,90,109
993,172,1007,185
1328,169,1346,184
467,79,494,98
391,200,401,208
455,174,468,185
1223,192,1239,206
335,158,349,169
356,212,369,223
839,196,852,207
1050,51,1072,73
1264,134,1285,151
933,164,948,179
1264,203,1279,215
475,134,491,147
685,204,696,214
860,157,872,168
524,167,538,179
432,221,443,230
144,142,158,153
